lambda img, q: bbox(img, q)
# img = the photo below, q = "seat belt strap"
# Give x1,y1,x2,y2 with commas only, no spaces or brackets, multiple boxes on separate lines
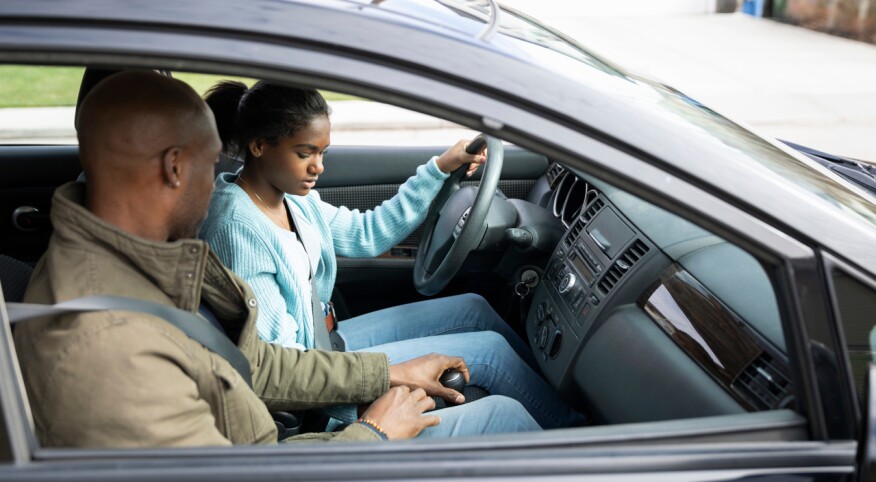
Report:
6,296,252,387
287,200,343,352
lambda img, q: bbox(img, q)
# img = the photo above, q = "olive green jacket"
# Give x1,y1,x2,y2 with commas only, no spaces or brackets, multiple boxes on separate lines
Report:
14,182,390,447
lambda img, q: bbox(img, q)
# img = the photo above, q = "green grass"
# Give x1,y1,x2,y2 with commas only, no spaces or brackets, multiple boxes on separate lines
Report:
0,66,359,108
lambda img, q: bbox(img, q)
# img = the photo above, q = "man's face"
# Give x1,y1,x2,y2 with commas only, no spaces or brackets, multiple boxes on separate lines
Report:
169,128,222,241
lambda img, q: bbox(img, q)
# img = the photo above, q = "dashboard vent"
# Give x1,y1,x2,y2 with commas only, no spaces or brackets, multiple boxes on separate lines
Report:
623,239,649,265
568,219,584,242
546,163,565,188
734,352,791,410
579,197,605,225
598,240,649,295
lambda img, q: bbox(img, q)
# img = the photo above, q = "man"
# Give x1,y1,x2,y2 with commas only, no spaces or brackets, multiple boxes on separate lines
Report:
13,71,538,447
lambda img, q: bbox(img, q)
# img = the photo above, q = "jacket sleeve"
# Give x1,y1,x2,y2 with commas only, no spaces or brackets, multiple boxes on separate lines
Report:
207,221,309,351
282,422,383,443
321,157,448,257
246,336,391,412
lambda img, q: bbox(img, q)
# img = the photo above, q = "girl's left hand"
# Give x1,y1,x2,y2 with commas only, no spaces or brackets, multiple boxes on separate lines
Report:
435,139,487,177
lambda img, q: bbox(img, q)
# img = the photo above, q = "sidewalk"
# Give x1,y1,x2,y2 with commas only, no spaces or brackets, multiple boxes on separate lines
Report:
2,8,875,159
0,101,476,145
525,9,876,160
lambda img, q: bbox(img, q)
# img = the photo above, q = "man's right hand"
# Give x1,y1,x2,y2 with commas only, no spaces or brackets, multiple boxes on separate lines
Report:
360,386,439,440
389,353,470,404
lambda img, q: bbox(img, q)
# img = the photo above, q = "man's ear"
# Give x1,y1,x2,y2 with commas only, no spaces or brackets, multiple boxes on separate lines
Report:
161,146,183,188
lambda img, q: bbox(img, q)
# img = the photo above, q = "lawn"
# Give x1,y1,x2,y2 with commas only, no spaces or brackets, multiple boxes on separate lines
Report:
0,66,359,108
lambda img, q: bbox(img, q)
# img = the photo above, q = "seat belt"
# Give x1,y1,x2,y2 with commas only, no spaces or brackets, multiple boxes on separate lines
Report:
6,296,252,387
286,200,343,352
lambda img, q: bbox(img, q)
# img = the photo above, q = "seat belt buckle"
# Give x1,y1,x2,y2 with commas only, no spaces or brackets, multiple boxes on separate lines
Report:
323,301,346,352
323,301,338,333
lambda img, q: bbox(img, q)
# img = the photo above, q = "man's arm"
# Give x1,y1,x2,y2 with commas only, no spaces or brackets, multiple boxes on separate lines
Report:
245,335,391,412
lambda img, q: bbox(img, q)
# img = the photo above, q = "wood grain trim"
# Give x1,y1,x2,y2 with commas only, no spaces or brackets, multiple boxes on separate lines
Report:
640,264,762,388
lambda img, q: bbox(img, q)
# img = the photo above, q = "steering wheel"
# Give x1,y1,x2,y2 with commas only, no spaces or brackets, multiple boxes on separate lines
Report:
414,134,504,296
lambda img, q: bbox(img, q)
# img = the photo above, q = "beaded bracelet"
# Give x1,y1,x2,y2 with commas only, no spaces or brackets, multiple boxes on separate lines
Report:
357,418,389,440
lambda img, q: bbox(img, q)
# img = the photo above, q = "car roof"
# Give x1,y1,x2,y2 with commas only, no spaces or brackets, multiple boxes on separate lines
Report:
1,0,875,275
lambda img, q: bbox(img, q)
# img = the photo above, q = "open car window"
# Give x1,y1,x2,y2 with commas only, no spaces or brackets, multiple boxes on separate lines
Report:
0,57,853,481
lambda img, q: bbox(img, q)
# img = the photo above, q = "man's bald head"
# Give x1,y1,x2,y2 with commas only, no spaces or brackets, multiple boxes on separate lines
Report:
78,71,216,176
77,71,223,242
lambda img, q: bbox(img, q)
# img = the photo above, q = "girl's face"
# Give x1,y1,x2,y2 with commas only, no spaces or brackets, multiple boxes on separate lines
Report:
253,115,331,196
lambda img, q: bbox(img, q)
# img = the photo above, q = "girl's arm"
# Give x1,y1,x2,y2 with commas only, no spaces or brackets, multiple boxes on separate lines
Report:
321,157,448,258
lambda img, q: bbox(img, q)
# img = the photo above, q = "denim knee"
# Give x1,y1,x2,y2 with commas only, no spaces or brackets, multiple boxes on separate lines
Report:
471,330,515,356
465,331,520,376
484,395,541,431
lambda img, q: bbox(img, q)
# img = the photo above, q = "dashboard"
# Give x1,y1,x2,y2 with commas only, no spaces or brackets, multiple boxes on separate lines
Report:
526,164,794,424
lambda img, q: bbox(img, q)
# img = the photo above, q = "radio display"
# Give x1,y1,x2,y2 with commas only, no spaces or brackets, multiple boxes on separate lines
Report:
569,252,595,285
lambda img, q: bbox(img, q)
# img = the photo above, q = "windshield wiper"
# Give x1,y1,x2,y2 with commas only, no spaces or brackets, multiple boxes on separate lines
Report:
782,140,876,197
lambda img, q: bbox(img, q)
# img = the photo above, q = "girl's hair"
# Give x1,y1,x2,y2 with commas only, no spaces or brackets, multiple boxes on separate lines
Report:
204,80,331,161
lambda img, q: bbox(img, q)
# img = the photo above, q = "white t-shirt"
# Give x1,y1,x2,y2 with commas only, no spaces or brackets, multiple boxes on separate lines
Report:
275,199,322,307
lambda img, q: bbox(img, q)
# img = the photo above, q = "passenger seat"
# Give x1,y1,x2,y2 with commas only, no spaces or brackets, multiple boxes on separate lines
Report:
0,255,33,303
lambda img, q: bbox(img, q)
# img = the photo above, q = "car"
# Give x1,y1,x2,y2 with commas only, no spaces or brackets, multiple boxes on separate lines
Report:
1,0,875,480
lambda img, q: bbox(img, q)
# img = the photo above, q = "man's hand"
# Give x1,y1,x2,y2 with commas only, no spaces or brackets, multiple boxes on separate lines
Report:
435,139,486,177
389,353,470,404
360,386,439,440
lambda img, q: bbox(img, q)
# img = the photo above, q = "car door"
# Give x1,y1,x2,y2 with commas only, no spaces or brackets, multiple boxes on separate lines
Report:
0,2,869,480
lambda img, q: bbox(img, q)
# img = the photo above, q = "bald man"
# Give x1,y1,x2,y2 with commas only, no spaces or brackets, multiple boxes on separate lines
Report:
13,71,446,447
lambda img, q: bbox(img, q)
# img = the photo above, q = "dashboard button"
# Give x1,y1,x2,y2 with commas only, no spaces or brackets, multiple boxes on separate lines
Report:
579,303,591,322
559,273,577,293
537,325,549,349
548,329,563,358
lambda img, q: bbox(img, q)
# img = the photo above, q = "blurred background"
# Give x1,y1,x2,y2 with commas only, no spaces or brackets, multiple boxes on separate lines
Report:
501,0,876,161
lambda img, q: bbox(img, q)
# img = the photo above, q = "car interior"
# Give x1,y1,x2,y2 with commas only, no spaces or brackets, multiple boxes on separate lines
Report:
0,64,810,450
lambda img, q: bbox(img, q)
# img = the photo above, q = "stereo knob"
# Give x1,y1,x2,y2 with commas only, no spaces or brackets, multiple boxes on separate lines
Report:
558,273,577,294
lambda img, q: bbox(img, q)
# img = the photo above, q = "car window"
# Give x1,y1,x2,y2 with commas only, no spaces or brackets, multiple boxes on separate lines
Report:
828,261,876,397
0,63,806,460
0,67,476,147
0,65,82,145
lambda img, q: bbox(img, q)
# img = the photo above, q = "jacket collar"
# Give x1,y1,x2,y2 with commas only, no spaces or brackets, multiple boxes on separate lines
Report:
50,182,211,312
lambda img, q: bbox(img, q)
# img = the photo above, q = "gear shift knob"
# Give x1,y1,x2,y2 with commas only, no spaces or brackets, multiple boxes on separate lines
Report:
439,368,466,393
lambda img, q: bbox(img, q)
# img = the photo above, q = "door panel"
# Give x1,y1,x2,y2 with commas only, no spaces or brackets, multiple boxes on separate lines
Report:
0,146,81,264
319,144,549,317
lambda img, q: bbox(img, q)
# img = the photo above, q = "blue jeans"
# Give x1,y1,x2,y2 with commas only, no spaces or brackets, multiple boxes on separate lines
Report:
417,395,540,438
337,294,586,430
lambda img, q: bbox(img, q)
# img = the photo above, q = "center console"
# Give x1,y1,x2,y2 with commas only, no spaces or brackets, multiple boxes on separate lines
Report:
526,195,655,389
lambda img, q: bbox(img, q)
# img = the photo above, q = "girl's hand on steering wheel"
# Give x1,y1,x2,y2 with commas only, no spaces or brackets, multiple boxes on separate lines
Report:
435,139,487,177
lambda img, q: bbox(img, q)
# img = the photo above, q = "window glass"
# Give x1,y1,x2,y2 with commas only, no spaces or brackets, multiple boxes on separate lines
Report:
832,267,876,396
0,65,82,145
0,67,475,146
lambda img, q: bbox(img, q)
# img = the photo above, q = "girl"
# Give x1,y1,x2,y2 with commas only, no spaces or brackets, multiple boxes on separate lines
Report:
200,81,584,429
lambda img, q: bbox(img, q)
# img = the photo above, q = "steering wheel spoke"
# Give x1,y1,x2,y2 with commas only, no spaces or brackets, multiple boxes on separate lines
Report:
414,134,504,295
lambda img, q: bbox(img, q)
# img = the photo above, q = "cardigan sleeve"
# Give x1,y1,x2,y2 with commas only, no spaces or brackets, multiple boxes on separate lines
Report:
207,222,309,351
321,157,449,258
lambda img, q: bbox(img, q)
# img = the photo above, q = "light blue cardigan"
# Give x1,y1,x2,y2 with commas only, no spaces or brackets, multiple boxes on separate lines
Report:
200,158,448,350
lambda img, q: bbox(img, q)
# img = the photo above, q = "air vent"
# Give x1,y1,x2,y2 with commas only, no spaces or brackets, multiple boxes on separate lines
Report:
546,163,565,188
597,239,649,295
568,219,584,242
622,239,649,265
733,352,792,410
579,197,605,225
